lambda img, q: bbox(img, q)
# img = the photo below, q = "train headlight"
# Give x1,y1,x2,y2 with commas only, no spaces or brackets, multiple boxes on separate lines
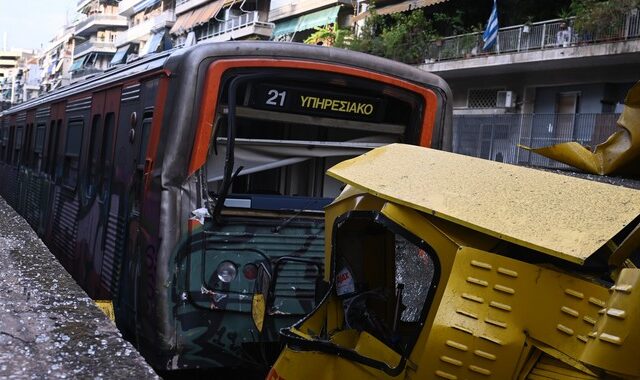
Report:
216,261,237,283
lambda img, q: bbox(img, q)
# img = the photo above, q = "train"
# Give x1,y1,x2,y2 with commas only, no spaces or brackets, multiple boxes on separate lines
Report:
0,41,452,371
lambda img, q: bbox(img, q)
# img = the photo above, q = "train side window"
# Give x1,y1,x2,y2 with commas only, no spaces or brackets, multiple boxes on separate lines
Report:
7,126,15,165
33,123,46,172
48,120,62,179
99,112,115,200
13,126,23,165
0,128,6,162
63,119,84,189
23,123,33,166
86,115,102,197
137,112,153,167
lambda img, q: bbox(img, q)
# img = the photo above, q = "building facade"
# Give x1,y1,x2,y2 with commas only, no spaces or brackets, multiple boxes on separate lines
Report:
270,0,353,43
112,0,176,65
70,0,128,79
416,9,640,169
170,0,273,47
38,25,76,94
0,50,38,108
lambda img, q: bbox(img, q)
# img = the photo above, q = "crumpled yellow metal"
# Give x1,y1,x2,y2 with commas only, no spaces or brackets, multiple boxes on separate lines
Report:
520,81,640,176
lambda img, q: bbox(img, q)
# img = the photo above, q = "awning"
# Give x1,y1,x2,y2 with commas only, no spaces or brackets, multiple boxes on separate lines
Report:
140,31,165,56
53,59,64,74
194,0,224,26
110,44,131,65
273,5,340,37
69,57,86,72
353,0,449,22
133,0,161,13
170,0,223,35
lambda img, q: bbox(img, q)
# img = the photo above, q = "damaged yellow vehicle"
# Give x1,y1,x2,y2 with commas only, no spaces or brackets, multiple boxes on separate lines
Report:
265,144,640,379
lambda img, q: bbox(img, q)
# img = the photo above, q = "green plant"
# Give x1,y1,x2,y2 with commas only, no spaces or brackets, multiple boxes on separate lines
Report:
570,0,640,37
304,24,352,46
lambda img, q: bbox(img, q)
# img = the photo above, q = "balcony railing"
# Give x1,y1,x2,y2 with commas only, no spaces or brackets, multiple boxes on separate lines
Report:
74,38,117,56
198,11,274,41
453,113,621,169
116,10,175,45
425,9,640,63
75,13,128,36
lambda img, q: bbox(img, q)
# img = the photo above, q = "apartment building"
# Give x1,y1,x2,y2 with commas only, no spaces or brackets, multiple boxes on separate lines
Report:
270,0,354,42
414,10,640,168
70,0,128,79
38,25,76,93
0,49,38,106
112,0,176,65
170,0,273,47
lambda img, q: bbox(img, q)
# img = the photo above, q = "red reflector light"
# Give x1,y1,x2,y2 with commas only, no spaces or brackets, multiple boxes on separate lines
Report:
243,263,258,280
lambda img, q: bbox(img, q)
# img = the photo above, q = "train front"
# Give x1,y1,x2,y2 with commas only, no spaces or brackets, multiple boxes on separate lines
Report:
138,42,451,371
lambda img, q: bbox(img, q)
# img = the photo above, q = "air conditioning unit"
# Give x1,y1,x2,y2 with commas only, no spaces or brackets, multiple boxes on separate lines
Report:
496,91,516,108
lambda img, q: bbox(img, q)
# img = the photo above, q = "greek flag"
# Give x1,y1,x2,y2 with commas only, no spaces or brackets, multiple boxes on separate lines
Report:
483,0,499,51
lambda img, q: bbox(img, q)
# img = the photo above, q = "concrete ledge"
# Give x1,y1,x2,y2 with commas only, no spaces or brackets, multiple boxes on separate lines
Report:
0,197,158,379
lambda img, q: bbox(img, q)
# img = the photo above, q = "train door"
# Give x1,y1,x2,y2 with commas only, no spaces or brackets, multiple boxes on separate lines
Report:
43,102,66,243
93,86,121,299
112,79,158,342
75,90,107,297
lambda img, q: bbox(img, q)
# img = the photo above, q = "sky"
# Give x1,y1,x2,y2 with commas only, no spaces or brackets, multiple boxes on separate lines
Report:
0,0,79,51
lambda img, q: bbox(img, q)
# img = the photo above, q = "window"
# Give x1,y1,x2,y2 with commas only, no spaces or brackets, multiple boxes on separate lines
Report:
467,88,504,109
63,119,84,189
0,128,6,162
333,214,438,354
13,126,23,165
137,112,153,167
32,123,46,171
86,115,102,197
47,120,62,178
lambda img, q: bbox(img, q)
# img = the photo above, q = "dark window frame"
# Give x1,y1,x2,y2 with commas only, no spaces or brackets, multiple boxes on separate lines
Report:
62,118,85,190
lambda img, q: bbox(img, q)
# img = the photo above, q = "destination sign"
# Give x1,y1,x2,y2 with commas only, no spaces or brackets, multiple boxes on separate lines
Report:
252,84,385,122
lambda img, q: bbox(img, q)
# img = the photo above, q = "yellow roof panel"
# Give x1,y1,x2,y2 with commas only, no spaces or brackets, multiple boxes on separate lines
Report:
327,144,640,264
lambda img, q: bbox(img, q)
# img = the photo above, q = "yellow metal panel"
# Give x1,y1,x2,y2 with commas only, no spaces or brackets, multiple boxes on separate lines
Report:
95,300,115,321
413,247,611,379
327,144,640,264
580,269,640,378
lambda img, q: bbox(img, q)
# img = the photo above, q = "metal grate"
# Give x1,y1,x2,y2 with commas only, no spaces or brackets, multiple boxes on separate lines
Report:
467,88,502,108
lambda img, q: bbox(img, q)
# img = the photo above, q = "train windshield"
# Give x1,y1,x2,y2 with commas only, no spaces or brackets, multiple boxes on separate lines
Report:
205,69,426,212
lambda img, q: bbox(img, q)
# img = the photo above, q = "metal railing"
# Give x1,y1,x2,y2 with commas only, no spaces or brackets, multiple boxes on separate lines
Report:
116,10,175,46
197,11,274,41
74,39,117,56
453,113,621,169
425,9,640,63
75,14,128,35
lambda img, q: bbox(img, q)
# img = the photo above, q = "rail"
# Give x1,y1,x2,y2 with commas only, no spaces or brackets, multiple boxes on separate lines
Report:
74,38,117,56
453,113,622,169
75,14,128,35
197,11,274,41
425,9,640,63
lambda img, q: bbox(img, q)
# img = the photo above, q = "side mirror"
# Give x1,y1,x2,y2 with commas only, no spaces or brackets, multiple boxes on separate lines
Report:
252,262,272,333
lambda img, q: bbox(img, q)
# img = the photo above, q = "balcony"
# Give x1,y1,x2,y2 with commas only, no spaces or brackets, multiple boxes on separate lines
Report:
421,10,640,75
74,38,117,58
75,13,128,37
116,10,175,46
268,0,350,22
198,11,274,42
